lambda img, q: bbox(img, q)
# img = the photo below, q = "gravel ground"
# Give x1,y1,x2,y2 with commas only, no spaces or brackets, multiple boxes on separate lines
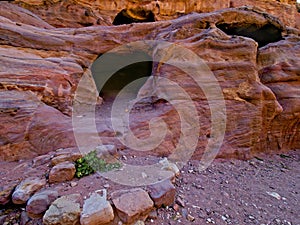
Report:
0,150,299,225
148,150,300,225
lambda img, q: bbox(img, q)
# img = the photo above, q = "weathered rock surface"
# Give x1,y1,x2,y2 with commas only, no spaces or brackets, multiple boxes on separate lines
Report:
0,2,53,29
258,36,300,152
111,188,154,224
15,0,111,28
147,179,176,207
0,1,299,161
43,194,81,225
12,0,298,27
12,177,46,204
20,211,30,225
80,190,114,225
231,0,298,28
32,154,52,167
49,162,76,183
0,182,17,205
51,152,82,166
0,91,76,161
26,189,58,218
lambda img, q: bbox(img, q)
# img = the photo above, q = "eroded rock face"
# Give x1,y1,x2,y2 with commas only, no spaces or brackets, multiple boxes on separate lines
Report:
0,91,76,161
258,36,300,152
13,0,298,28
0,1,299,161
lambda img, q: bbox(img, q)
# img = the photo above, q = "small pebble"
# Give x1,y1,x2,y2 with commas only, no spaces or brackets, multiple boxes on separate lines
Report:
70,181,77,187
206,218,215,224
173,203,180,211
176,197,185,207
187,214,195,222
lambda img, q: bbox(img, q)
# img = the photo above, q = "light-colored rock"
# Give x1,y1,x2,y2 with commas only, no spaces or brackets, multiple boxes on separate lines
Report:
49,162,76,183
80,190,114,225
147,179,176,207
43,194,81,225
26,189,58,218
134,220,145,225
111,188,154,224
159,158,180,177
12,177,46,204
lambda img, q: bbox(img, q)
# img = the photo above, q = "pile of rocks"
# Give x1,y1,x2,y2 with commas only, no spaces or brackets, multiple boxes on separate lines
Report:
0,147,178,225
1,178,176,225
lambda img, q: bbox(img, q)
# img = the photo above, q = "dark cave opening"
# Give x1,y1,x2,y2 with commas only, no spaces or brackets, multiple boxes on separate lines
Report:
216,23,283,47
112,9,155,25
91,51,153,103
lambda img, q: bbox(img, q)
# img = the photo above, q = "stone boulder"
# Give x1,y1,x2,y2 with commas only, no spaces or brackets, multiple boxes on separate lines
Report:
49,162,76,183
26,189,59,218
147,179,176,208
51,151,82,166
43,194,81,225
12,177,46,204
111,188,154,224
0,182,18,205
80,190,114,225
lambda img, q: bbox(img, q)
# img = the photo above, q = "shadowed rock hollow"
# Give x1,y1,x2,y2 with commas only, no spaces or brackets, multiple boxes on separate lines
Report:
0,0,299,162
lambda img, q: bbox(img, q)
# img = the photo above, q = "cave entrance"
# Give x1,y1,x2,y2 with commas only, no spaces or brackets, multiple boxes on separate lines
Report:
91,51,153,116
113,9,155,25
216,23,283,47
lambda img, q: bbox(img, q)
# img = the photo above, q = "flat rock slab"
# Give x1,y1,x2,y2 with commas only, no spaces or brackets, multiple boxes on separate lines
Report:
111,188,154,224
12,177,46,204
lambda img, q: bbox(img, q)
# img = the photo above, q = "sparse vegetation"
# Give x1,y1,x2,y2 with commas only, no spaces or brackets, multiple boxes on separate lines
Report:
75,150,122,178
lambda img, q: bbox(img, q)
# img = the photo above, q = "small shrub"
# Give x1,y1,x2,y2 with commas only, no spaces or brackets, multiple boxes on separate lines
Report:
75,150,122,178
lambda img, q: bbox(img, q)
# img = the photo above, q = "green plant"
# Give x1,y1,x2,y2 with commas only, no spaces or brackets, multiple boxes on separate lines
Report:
75,150,122,178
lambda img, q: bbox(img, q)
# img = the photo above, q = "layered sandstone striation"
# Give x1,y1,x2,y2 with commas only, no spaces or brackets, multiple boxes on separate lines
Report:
12,0,299,28
0,1,299,161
